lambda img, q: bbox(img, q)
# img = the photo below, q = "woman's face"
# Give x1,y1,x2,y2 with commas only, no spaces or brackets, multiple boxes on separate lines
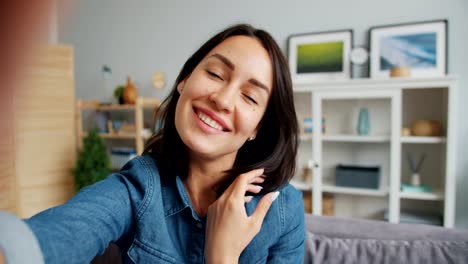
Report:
175,36,273,163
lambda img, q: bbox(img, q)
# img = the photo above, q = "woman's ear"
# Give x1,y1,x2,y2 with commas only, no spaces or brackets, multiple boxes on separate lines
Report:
248,129,258,141
177,81,185,94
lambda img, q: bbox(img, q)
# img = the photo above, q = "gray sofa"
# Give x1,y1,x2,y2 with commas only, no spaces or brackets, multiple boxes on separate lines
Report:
92,214,468,263
304,214,468,263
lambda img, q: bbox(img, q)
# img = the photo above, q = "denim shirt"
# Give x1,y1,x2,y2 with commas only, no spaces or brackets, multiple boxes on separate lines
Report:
25,155,305,263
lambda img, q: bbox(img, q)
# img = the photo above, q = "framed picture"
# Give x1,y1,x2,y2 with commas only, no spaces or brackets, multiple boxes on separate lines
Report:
288,29,353,83
369,20,447,78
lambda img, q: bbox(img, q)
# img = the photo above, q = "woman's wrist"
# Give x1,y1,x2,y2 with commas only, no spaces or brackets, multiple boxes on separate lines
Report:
206,257,238,264
206,253,239,264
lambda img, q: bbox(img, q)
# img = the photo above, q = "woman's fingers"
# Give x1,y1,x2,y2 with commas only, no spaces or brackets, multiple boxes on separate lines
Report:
250,191,280,228
231,168,264,198
246,184,263,194
250,176,266,184
244,196,253,203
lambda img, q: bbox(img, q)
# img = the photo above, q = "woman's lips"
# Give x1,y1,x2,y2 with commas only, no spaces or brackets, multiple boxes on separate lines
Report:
193,107,231,132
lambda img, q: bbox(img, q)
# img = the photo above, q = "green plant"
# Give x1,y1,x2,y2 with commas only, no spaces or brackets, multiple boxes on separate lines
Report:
113,85,125,104
73,129,111,191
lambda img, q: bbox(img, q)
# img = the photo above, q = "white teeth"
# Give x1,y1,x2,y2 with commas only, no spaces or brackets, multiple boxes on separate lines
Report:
197,111,223,131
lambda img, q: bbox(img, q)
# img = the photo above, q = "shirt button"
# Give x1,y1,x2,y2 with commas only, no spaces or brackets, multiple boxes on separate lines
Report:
196,222,203,229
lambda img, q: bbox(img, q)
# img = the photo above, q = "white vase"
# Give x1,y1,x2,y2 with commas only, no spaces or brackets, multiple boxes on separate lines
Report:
411,173,421,186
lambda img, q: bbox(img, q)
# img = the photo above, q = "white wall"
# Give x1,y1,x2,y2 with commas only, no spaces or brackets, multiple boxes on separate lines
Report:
58,0,468,228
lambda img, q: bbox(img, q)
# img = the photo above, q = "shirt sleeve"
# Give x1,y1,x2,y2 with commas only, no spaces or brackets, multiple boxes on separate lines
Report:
0,211,44,264
267,186,305,264
25,157,153,264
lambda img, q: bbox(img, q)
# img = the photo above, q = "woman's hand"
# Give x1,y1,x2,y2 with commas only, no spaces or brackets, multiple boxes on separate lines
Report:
205,168,280,264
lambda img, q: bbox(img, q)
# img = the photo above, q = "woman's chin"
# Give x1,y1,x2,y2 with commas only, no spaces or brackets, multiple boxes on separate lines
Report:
186,141,238,162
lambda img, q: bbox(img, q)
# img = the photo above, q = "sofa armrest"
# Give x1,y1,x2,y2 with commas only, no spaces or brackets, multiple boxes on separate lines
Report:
304,214,468,264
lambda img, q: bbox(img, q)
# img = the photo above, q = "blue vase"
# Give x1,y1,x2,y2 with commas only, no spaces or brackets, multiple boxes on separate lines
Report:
357,108,370,135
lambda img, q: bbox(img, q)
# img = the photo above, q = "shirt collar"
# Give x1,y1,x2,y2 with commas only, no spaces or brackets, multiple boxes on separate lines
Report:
161,174,205,222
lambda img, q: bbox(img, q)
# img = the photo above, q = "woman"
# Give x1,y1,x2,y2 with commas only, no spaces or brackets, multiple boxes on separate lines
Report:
24,24,304,263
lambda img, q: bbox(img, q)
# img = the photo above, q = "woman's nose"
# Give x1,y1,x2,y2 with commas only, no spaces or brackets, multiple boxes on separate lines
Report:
209,84,236,113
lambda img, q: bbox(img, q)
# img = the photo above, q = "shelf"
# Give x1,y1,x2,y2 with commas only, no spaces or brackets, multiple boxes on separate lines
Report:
290,180,313,191
400,136,446,144
81,132,153,140
299,134,392,142
79,102,159,111
141,102,160,109
291,179,390,197
81,132,136,139
299,134,313,141
100,104,137,110
399,190,445,201
323,134,391,143
79,103,135,111
292,76,457,92
322,184,389,197
98,133,137,139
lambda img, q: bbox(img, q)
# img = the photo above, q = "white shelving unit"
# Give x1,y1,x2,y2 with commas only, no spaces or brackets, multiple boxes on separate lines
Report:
292,76,458,227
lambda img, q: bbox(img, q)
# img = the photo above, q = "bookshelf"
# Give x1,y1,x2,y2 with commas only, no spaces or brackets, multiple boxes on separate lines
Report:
292,76,458,227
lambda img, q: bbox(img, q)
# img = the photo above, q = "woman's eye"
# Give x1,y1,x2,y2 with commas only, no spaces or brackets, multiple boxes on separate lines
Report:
207,70,223,81
243,94,258,105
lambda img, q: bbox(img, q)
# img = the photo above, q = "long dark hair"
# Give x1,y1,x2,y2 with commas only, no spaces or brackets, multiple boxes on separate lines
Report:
144,24,298,194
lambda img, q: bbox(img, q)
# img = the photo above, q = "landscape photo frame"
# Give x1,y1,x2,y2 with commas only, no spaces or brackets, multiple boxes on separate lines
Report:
369,20,448,78
288,29,353,83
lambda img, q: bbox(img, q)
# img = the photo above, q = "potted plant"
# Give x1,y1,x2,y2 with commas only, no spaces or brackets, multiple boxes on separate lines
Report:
113,85,125,104
73,129,111,191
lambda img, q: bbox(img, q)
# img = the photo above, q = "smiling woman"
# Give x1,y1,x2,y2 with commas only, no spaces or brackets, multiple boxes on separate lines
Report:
147,25,299,196
174,36,272,170
22,24,304,264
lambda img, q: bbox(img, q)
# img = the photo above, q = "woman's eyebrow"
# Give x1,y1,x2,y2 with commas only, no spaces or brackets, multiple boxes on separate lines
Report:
208,53,270,94
209,53,235,70
249,79,270,94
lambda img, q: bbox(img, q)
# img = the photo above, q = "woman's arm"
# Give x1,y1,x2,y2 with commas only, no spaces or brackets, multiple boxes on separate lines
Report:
25,157,151,263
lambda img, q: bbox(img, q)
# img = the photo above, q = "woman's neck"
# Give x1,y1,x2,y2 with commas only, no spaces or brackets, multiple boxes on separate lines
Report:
183,154,235,216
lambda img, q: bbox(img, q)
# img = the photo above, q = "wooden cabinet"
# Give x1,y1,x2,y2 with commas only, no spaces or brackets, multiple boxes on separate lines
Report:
0,45,76,217
292,76,457,227
76,97,160,157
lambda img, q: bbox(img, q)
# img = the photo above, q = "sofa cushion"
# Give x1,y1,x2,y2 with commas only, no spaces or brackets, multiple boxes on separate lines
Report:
304,214,468,264
306,232,468,264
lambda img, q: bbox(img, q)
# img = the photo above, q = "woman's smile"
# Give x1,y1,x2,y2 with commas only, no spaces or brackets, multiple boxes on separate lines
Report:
193,106,231,134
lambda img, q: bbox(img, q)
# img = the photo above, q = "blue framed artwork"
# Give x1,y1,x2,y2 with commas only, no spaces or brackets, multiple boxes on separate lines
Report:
369,20,447,78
